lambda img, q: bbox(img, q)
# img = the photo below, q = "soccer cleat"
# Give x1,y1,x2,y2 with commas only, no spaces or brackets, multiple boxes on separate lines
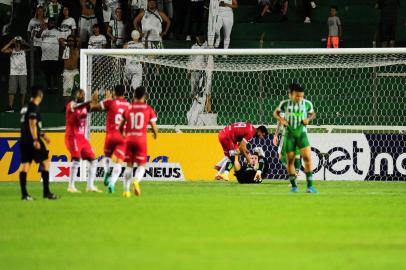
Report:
122,191,131,198
103,171,112,186
306,186,318,193
86,187,103,193
132,180,141,196
22,195,35,201
43,193,58,200
215,173,229,181
290,187,299,193
215,174,222,180
304,17,311,23
107,182,115,193
67,187,81,193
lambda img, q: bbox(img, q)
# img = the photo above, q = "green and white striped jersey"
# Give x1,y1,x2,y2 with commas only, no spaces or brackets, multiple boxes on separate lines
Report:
278,99,314,131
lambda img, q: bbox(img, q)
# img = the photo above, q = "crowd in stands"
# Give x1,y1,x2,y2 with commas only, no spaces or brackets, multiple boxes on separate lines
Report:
0,0,402,112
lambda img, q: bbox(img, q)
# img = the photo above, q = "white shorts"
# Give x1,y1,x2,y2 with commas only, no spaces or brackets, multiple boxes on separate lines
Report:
63,69,79,97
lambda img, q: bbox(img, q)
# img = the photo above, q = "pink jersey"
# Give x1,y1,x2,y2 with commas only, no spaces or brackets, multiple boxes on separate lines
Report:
123,102,157,138
65,101,90,139
221,122,256,144
100,97,129,134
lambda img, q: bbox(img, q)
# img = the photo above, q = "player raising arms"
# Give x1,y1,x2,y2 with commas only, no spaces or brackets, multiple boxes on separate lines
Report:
65,89,101,193
215,123,268,181
91,85,129,193
119,86,158,198
273,83,317,193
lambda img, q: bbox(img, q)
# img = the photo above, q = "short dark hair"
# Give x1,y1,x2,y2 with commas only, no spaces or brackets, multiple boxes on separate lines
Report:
93,23,100,28
288,83,304,93
256,125,268,136
31,85,43,98
114,84,125,96
330,5,338,11
135,86,147,99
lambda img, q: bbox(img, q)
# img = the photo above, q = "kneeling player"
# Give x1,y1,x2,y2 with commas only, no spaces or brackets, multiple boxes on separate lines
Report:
119,86,158,198
234,147,269,184
215,123,268,181
91,85,129,193
65,89,101,193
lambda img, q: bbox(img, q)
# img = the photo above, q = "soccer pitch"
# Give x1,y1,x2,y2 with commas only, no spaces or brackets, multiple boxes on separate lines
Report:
0,181,405,270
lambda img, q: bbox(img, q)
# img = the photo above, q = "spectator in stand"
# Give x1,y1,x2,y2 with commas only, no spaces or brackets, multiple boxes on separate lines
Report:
303,0,316,23
46,0,62,21
78,0,98,48
377,0,400,47
130,0,147,18
107,7,127,48
88,23,107,48
0,0,13,36
157,0,174,38
326,5,342,48
133,0,171,49
37,17,62,92
214,0,238,50
59,35,80,105
258,0,271,18
1,36,30,112
184,0,204,41
58,6,77,39
27,5,48,47
102,0,118,31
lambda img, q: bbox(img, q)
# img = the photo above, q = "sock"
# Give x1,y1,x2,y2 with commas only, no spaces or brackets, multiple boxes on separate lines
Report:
19,172,28,197
218,158,230,174
294,158,302,173
69,160,80,189
124,167,132,192
104,157,111,176
88,160,98,189
41,170,50,196
289,174,297,188
306,171,314,188
216,157,228,169
135,166,146,182
224,159,234,174
110,163,122,186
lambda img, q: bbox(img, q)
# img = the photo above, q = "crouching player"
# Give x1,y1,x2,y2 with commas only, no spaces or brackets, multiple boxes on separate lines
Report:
215,123,268,181
234,147,269,184
119,86,158,198
65,89,101,193
91,85,129,193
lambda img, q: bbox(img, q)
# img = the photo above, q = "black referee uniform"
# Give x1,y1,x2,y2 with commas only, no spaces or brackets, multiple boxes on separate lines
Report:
19,100,56,200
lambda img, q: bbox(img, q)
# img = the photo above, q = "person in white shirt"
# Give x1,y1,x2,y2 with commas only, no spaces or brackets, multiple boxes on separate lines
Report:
88,23,107,48
133,0,171,49
59,35,80,105
189,33,208,98
79,0,97,47
1,36,30,112
37,17,62,92
107,7,127,48
58,6,77,39
214,0,238,49
27,6,48,48
123,30,145,90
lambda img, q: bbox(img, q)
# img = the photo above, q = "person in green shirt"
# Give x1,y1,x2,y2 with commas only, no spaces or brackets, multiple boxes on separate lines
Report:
273,83,317,193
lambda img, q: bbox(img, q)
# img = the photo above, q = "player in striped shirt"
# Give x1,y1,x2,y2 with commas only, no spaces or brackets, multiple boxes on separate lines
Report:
273,83,317,193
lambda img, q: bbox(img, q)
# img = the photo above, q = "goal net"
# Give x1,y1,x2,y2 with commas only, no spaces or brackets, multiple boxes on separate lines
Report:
81,48,406,181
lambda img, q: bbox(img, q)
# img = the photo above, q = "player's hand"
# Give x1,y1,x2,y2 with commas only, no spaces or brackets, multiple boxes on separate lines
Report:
33,140,40,149
303,118,310,125
105,90,112,99
280,118,288,127
159,32,166,37
152,133,157,139
43,135,51,144
272,135,278,146
254,171,262,182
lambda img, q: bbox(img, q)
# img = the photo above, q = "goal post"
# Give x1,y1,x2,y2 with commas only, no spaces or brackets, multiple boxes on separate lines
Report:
80,48,406,181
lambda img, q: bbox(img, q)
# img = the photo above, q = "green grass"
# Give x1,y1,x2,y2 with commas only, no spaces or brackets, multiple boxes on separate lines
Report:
0,181,406,270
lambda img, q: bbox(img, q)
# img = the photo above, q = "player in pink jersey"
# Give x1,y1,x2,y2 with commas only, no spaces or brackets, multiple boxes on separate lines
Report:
65,89,101,193
215,123,268,180
119,86,158,198
91,85,129,193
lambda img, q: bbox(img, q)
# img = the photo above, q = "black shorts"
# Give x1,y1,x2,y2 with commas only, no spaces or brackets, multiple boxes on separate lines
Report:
235,170,262,184
20,139,48,164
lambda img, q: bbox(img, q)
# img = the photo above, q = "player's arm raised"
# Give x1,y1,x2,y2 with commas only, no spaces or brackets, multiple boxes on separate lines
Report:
90,89,112,111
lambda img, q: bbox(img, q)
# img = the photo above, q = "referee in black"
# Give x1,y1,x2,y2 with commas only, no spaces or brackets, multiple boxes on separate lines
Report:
19,86,57,200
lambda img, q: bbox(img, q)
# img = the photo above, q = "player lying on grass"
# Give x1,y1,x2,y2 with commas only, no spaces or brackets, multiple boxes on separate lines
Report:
119,86,158,198
234,147,269,184
215,123,268,181
273,83,317,193
91,85,129,193
65,88,101,193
